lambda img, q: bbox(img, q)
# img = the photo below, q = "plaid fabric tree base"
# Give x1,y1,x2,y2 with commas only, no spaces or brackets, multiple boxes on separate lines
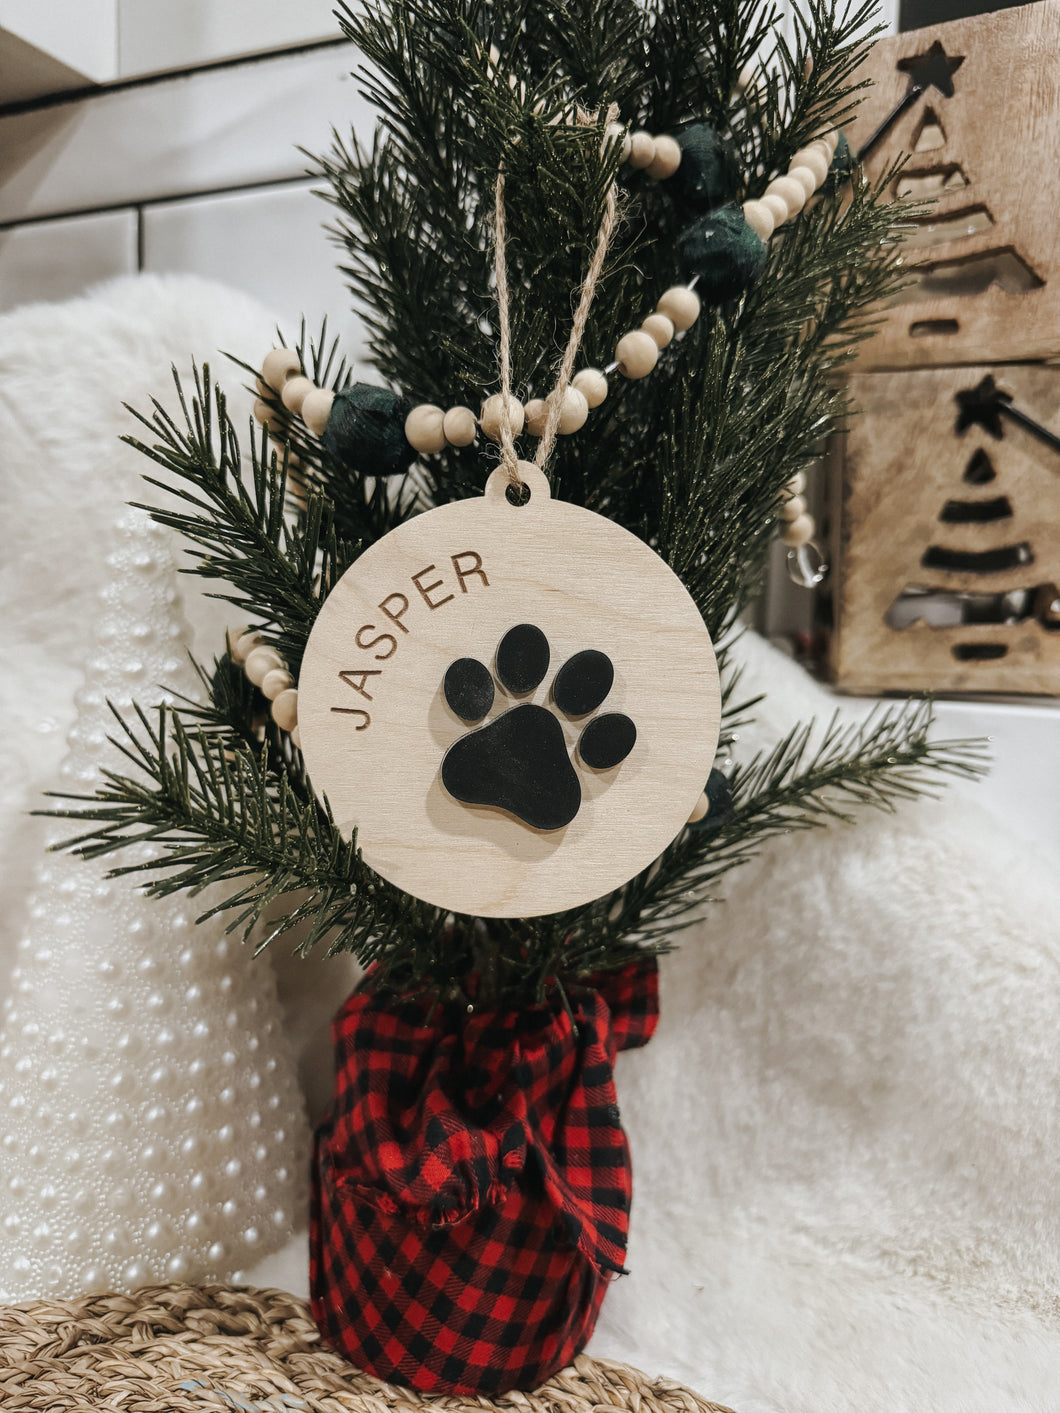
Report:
309,956,659,1395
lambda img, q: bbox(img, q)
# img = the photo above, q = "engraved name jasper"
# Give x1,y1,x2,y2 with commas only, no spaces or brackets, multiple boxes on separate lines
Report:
297,464,722,918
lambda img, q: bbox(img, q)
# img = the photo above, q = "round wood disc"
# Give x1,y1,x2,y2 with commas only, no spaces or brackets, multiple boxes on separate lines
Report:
298,463,721,917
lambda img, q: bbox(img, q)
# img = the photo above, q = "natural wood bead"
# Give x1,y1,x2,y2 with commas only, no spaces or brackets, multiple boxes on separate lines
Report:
786,470,807,496
646,134,682,180
641,313,675,349
405,403,447,454
656,285,701,332
688,791,710,824
479,393,525,441
280,375,315,414
792,147,829,187
557,386,589,434
781,494,807,521
301,388,334,436
229,627,261,664
616,329,659,379
261,667,295,700
572,368,608,408
253,398,273,425
261,348,301,392
627,131,656,169
741,199,775,241
766,175,806,218
787,165,817,201
762,193,790,228
821,128,839,155
290,725,302,750
442,406,477,446
271,688,299,733
782,512,815,547
620,133,633,162
244,646,284,687
523,398,548,436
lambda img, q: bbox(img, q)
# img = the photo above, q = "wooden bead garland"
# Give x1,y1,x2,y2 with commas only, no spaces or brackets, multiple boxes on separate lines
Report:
750,127,839,240
229,627,302,742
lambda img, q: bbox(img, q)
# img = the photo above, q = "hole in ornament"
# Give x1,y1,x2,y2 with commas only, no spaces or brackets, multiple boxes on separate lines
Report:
921,542,1033,574
963,449,997,484
913,108,945,151
938,495,1012,523
505,481,531,506
895,164,967,199
910,319,959,337
903,206,993,250
952,643,1008,660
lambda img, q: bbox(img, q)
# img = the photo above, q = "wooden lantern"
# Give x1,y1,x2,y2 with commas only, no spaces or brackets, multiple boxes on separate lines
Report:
828,0,1060,694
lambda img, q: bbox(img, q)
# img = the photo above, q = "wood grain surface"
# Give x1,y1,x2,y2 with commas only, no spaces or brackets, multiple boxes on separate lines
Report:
829,364,1060,693
846,0,1060,368
298,465,721,916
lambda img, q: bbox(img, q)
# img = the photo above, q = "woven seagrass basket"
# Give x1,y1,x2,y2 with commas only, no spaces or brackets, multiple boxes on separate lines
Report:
0,1283,735,1413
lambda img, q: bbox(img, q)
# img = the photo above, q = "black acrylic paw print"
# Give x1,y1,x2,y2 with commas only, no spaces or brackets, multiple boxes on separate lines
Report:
441,623,637,831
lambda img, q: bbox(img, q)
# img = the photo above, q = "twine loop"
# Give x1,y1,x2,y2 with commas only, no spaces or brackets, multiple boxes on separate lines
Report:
493,103,620,492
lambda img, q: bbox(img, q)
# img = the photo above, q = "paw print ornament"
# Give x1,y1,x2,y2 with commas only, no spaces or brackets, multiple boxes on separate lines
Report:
298,463,720,917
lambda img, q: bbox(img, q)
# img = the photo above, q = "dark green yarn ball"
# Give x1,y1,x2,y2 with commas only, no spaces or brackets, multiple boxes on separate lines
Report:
670,123,741,213
688,769,736,834
677,204,767,303
822,132,854,195
320,383,416,477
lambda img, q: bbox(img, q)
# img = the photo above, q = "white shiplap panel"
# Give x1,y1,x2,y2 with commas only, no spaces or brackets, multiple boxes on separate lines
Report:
0,207,137,313
0,44,371,226
117,0,340,78
141,179,369,368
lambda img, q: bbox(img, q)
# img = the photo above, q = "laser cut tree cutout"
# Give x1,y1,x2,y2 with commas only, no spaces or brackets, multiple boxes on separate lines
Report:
884,376,1057,657
848,4,1060,366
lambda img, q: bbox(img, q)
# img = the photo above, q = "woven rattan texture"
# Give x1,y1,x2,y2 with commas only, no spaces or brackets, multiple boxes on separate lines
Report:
0,1283,736,1413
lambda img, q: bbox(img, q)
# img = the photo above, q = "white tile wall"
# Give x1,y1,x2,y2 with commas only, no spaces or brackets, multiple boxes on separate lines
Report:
117,0,341,79
0,44,368,225
141,180,369,365
0,207,137,311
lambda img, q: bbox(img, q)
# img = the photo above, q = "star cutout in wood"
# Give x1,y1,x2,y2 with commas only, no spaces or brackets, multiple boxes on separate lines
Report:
955,375,1009,438
897,41,965,100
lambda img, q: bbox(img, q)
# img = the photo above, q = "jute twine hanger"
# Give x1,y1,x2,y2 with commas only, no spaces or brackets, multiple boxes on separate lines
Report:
492,103,621,492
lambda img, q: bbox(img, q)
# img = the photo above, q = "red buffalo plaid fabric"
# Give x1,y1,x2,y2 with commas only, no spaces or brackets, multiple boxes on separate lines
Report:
309,956,659,1395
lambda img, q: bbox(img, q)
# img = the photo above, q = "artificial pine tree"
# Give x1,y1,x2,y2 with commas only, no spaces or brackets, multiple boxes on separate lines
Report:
50,0,983,1396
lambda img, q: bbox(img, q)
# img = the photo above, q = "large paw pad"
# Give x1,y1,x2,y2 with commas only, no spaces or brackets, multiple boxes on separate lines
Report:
441,624,637,831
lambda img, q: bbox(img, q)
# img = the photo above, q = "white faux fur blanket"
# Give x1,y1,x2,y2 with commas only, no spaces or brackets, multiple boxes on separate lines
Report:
2,275,1058,1411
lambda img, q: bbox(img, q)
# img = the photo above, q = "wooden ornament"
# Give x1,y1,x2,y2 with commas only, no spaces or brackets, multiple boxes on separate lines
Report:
261,349,301,392
573,368,608,407
656,286,700,331
297,462,721,917
846,4,1060,367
